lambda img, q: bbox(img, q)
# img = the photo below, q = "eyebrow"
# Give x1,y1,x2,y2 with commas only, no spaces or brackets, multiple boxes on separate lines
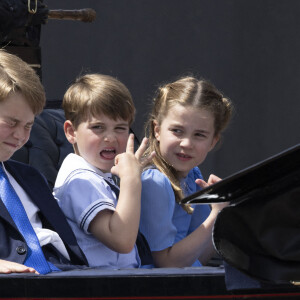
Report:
171,123,209,130
6,117,34,125
170,124,211,134
89,121,129,127
115,123,129,127
195,129,210,134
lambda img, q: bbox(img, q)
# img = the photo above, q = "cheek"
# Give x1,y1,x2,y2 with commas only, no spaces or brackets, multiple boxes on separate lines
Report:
195,143,211,159
23,130,31,142
158,138,172,157
0,127,11,139
119,134,130,151
17,131,31,149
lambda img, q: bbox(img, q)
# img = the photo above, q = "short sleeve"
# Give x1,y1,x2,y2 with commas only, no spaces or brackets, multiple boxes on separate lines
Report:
55,171,116,234
140,169,177,252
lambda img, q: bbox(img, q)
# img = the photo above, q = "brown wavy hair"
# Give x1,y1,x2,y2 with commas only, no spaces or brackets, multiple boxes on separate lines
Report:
145,76,233,213
63,73,135,129
0,49,45,115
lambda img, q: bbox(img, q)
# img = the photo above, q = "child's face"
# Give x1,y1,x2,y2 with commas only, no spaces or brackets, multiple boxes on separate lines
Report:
154,104,218,178
0,93,34,162
67,113,130,173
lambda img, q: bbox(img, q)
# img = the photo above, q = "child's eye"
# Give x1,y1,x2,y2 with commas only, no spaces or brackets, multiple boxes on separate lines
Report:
170,128,182,134
91,125,103,130
6,120,16,127
115,127,128,132
195,132,207,138
25,124,33,130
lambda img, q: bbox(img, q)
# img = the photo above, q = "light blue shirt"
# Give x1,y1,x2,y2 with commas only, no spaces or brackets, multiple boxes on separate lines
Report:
139,167,211,267
53,154,141,269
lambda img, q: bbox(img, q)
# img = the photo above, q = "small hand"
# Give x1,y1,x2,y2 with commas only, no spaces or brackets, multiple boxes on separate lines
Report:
0,259,39,274
111,134,155,178
133,136,156,169
195,174,221,189
195,174,228,211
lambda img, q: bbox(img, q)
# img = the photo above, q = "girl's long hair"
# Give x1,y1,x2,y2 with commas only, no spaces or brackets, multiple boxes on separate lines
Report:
144,76,233,213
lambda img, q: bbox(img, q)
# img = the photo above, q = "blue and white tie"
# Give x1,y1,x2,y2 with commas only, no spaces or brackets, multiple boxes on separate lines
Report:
0,165,59,274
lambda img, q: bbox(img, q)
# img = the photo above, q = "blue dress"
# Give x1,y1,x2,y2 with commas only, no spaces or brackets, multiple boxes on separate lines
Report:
140,167,211,267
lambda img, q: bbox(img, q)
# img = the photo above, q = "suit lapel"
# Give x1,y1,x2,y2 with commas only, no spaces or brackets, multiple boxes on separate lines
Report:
5,160,87,264
5,161,66,233
5,161,52,216
0,162,26,230
0,195,19,230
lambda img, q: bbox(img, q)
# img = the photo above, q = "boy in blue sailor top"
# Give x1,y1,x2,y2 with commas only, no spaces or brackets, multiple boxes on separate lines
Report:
54,74,154,268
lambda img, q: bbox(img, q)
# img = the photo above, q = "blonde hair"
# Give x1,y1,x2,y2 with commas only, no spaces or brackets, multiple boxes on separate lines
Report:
145,76,233,213
0,49,45,115
63,73,135,129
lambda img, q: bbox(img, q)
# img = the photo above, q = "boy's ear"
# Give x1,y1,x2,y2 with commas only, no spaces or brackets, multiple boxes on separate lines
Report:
64,120,76,144
210,135,220,151
153,120,160,141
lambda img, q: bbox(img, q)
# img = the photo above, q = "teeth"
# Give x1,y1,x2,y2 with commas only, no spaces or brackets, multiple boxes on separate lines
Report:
178,153,189,158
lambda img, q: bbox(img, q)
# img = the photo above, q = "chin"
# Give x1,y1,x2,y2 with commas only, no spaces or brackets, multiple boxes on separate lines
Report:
97,163,114,173
176,168,190,177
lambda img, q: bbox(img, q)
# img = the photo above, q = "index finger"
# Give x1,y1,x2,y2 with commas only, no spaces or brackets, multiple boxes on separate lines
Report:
207,174,222,185
195,178,208,189
126,133,135,153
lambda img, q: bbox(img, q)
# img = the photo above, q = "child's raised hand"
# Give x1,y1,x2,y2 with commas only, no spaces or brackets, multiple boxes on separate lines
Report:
111,134,155,179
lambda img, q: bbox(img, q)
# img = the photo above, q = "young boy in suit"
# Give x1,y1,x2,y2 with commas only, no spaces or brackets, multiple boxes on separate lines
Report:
0,49,87,274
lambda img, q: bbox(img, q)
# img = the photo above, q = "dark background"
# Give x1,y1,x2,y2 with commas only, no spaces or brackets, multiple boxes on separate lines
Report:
40,0,300,180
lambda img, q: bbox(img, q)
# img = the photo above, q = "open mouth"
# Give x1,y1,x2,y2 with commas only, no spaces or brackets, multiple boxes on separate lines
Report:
176,153,192,160
100,149,116,160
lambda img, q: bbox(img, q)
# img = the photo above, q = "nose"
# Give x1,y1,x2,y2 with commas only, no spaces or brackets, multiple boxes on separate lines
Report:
104,131,117,142
180,137,193,148
13,126,28,142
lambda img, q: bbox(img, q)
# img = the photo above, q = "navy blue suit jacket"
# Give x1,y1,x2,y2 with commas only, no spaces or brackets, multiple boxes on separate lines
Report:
0,160,87,268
